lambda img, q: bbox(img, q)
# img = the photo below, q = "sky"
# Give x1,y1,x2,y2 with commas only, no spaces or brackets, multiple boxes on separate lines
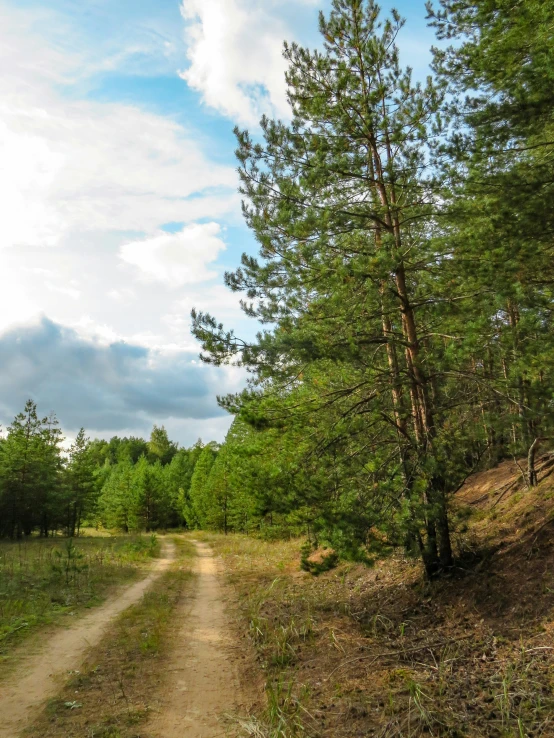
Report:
0,0,436,446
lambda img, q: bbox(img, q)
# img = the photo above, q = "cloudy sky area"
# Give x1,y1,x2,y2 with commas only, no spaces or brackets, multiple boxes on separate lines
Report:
1,0,434,446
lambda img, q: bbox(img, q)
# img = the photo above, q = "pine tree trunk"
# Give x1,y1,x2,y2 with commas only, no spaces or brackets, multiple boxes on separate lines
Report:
367,111,450,576
527,437,541,487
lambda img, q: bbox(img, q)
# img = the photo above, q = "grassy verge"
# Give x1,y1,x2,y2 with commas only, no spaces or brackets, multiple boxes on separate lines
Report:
24,536,195,738
196,527,554,738
0,533,160,662
193,532,313,738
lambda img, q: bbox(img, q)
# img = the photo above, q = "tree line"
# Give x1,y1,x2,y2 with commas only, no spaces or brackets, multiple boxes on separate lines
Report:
0,400,205,538
190,0,554,576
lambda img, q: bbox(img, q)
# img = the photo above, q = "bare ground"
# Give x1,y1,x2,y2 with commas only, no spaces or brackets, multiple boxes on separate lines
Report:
145,539,258,738
0,540,176,738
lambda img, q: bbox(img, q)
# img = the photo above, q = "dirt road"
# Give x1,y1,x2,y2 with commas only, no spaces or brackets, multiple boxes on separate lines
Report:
0,540,176,738
147,540,253,738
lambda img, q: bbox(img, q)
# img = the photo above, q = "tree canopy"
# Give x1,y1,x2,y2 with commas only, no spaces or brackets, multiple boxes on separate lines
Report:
191,0,554,576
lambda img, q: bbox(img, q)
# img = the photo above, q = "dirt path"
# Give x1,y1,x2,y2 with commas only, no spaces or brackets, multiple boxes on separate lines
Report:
147,540,253,738
0,540,176,738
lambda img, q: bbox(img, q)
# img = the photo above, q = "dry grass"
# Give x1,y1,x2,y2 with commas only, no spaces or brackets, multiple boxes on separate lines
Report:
200,461,554,738
23,536,195,738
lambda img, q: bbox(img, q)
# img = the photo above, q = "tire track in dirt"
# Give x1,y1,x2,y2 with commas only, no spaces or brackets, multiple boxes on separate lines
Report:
146,540,254,738
0,540,176,738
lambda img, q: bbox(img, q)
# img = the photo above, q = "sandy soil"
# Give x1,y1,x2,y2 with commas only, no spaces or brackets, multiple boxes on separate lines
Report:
146,540,254,738
0,540,175,738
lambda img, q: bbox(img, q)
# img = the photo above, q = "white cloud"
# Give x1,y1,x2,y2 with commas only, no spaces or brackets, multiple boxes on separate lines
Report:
119,223,226,287
70,316,187,354
180,0,299,125
0,101,237,248
0,1,260,442
45,282,81,300
71,316,123,346
0,5,238,251
0,250,41,328
108,288,136,304
175,283,245,319
179,0,432,127
0,120,66,248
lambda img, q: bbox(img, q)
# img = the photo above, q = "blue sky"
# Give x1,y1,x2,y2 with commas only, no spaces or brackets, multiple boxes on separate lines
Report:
0,0,436,445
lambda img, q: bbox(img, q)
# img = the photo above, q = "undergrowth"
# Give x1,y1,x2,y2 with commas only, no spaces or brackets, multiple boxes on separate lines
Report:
200,484,554,738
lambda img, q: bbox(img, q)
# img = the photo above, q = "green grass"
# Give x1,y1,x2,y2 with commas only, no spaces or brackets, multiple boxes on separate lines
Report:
238,677,311,738
191,530,301,576
0,533,161,661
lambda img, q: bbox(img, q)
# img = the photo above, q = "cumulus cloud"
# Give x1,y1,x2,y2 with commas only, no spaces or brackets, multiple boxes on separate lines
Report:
45,281,81,300
180,0,316,125
0,5,238,250
0,2,272,443
174,283,246,319
0,102,237,249
0,318,242,439
119,223,226,287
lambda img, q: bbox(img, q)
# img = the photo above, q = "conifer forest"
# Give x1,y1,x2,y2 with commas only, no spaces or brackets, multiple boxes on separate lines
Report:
192,0,554,577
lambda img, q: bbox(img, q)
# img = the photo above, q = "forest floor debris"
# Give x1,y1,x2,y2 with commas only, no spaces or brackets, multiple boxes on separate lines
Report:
201,461,554,738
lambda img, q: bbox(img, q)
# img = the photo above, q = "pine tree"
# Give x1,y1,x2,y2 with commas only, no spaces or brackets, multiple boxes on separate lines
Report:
187,443,219,529
98,459,136,532
193,0,460,575
147,425,177,465
0,401,63,538
428,0,554,456
166,443,203,527
65,428,96,536
131,457,170,531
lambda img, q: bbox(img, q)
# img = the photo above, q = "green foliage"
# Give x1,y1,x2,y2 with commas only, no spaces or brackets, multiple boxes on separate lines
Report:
121,533,159,559
166,443,204,527
187,442,219,528
0,401,64,538
98,460,136,532
51,538,87,585
0,401,201,539
96,445,201,533
189,0,554,577
147,424,178,465
65,428,97,536
3,0,554,585
130,457,169,531
88,436,149,466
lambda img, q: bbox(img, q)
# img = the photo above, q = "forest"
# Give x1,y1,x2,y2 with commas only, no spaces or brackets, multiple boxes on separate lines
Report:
190,0,554,578
2,0,554,583
0,400,201,539
0,400,309,542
